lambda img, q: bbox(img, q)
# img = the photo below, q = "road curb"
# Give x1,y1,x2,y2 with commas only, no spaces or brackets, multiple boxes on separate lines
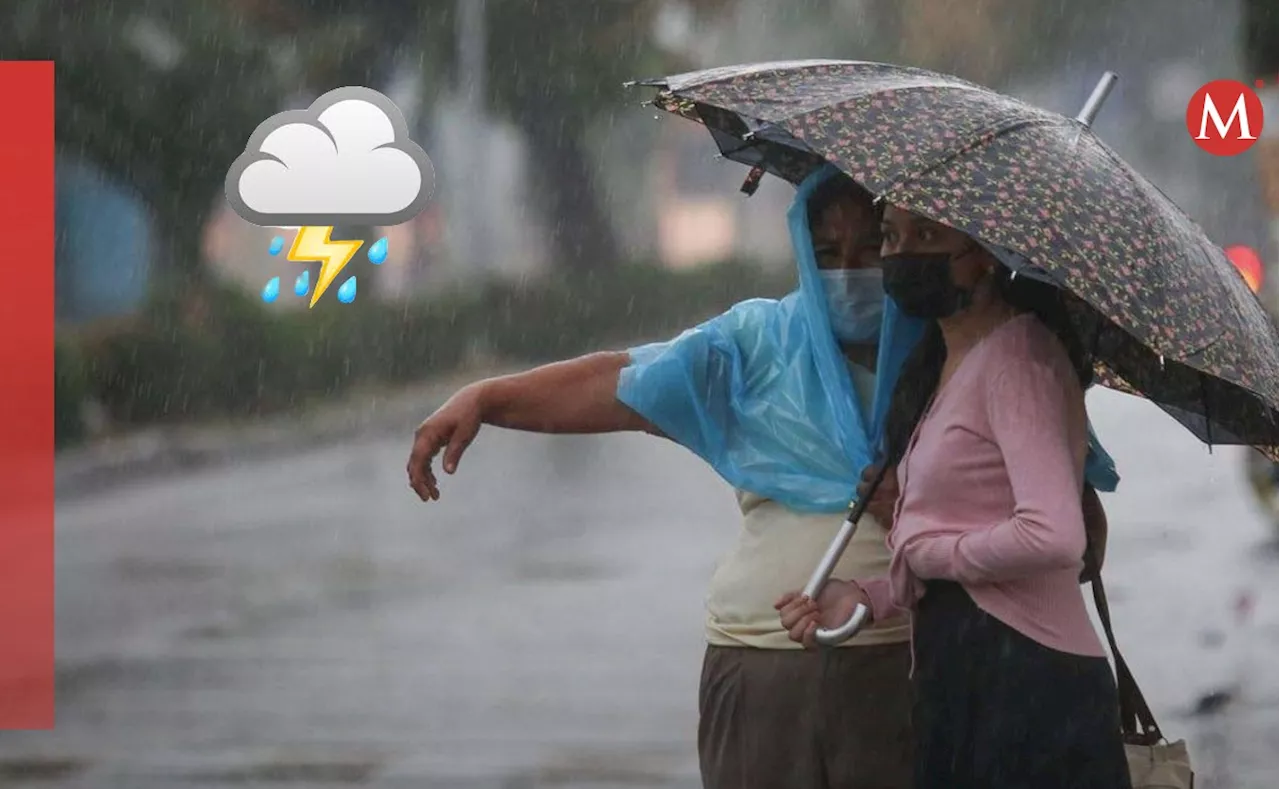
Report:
55,365,520,499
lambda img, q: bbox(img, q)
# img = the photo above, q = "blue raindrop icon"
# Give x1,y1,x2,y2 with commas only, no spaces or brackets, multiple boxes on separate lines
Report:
368,237,388,265
261,277,280,303
294,270,310,297
268,236,285,256
337,276,357,304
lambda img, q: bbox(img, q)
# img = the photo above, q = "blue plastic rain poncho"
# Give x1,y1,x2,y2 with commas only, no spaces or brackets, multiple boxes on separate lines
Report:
617,164,1119,513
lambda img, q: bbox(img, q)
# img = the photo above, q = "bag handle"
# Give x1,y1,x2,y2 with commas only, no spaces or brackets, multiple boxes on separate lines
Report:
1084,519,1164,745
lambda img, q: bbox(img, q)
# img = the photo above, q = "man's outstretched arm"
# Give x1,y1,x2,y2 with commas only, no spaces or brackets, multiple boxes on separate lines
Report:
407,352,658,501
481,352,656,435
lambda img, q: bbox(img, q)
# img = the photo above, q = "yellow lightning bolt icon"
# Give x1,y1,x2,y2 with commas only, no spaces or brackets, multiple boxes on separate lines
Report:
287,226,364,308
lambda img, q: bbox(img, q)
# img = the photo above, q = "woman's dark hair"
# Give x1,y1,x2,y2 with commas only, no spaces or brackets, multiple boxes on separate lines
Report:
879,261,1093,467
993,265,1093,389
806,174,879,229
881,321,947,467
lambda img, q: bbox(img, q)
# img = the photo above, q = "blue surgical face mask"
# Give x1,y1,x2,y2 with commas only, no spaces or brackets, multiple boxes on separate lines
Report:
817,268,884,344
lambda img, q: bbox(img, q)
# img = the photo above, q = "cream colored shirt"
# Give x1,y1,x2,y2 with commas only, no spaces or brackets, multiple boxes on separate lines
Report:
703,361,911,648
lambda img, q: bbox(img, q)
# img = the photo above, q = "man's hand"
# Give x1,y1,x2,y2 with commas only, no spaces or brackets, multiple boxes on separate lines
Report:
856,463,899,526
775,580,871,650
407,383,486,501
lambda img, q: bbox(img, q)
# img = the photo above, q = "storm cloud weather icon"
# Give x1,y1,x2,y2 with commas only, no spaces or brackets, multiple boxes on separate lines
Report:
225,86,435,227
225,86,435,306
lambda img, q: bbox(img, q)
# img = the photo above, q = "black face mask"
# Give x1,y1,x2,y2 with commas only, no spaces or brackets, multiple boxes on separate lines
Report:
881,249,976,319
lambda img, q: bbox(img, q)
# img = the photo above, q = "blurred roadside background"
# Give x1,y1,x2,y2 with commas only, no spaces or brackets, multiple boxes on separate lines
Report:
3,1,1277,787
12,0,1273,443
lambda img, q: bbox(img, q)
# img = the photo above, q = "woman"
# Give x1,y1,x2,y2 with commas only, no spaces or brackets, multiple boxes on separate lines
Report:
777,203,1131,788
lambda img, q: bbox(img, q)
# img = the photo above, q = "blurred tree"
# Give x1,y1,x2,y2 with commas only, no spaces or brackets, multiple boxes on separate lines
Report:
253,0,438,298
483,2,653,273
1241,0,1277,81
5,0,436,309
1241,0,1277,315
825,0,1128,89
230,0,736,276
4,0,296,297
420,0,737,275
8,0,740,300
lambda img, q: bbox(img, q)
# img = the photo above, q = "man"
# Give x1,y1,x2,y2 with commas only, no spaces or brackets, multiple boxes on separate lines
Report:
407,165,1118,788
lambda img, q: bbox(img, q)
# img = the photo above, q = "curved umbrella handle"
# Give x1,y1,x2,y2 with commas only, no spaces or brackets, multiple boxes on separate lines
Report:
800,515,869,646
800,461,894,646
816,602,871,646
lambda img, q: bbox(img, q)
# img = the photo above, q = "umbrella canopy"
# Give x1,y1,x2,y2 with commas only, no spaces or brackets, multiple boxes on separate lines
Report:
634,60,1279,458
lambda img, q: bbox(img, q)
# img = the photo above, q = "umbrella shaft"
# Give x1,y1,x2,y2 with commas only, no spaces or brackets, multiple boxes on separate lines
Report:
802,516,858,599
1076,72,1119,128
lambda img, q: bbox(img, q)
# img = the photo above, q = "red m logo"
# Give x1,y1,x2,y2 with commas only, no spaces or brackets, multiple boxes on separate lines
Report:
1187,80,1265,156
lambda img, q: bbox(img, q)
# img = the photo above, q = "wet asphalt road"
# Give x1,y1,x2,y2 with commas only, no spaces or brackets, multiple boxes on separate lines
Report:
6,387,1277,788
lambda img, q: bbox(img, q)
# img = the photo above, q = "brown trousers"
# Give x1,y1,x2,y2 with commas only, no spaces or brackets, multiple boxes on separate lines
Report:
698,643,913,789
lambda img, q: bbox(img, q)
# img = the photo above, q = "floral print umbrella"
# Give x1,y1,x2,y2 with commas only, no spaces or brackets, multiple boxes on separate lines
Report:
633,59,1279,458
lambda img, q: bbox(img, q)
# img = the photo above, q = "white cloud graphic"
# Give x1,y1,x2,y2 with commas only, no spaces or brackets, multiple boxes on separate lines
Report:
225,86,435,227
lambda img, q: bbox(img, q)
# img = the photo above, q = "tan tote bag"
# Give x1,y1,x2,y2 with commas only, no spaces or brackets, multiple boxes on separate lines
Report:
1088,564,1195,789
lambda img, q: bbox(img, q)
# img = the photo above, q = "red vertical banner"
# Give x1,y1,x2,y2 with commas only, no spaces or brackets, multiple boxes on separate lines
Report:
0,61,55,729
